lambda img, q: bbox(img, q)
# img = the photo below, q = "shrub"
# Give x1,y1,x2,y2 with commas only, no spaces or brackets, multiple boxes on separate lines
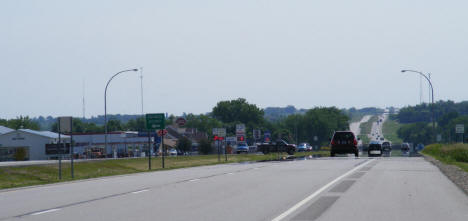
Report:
198,138,212,155
423,144,468,163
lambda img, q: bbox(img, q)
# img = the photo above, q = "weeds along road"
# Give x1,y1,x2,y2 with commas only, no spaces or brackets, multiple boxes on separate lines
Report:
1,157,467,221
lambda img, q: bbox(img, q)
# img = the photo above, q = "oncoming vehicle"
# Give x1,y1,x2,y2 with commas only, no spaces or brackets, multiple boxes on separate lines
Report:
330,131,359,157
368,141,382,157
401,143,410,154
382,141,392,152
236,142,249,154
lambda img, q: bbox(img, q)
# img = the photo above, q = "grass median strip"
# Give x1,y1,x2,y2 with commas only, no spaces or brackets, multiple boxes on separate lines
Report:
0,151,329,190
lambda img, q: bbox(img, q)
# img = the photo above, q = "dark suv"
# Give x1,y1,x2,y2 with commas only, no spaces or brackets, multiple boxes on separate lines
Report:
368,141,382,157
330,131,359,157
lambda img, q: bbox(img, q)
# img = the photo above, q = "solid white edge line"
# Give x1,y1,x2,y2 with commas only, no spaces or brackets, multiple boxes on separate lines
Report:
271,159,374,221
31,208,61,216
131,189,149,194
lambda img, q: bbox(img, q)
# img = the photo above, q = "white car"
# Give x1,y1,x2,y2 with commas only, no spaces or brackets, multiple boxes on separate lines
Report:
169,149,178,156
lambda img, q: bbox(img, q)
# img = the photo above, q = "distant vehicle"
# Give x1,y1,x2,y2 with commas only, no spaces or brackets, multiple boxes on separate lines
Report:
401,143,410,152
169,149,178,156
236,142,249,154
297,143,311,152
368,141,382,157
330,131,359,157
257,139,296,155
416,143,425,151
382,141,392,152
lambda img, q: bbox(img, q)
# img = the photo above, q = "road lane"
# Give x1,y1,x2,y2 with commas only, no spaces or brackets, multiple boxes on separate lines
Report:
1,158,367,221
283,158,468,221
2,157,468,221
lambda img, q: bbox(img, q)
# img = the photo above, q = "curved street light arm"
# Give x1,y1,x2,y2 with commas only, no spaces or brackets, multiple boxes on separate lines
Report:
104,68,138,157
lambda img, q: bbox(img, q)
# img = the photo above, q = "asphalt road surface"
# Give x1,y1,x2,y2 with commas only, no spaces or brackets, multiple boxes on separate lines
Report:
1,157,468,221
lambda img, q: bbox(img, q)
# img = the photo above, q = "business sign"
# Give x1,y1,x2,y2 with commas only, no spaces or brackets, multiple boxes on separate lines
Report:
146,113,165,130
253,129,261,140
45,143,70,155
264,131,271,142
58,116,72,133
215,128,226,137
456,124,465,134
226,136,236,142
176,117,186,126
236,124,245,136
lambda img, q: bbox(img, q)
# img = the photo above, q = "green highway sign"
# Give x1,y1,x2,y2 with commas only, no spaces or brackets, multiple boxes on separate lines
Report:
146,113,165,130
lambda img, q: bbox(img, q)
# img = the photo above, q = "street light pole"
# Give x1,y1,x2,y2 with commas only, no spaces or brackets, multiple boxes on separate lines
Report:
401,70,436,143
104,69,138,157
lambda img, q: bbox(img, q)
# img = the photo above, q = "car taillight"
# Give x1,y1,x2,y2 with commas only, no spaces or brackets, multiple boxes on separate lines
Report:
331,140,336,145
353,139,358,145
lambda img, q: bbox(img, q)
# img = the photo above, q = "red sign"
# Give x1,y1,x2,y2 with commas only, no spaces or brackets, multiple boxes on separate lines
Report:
157,129,168,136
213,136,224,141
176,117,186,126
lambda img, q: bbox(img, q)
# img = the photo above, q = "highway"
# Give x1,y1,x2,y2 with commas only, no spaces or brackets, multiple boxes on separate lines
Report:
1,157,468,221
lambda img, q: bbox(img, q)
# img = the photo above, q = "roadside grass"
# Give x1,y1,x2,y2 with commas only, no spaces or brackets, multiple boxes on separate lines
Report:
358,135,370,145
422,143,468,173
0,151,329,190
358,115,378,144
350,114,364,123
382,118,403,143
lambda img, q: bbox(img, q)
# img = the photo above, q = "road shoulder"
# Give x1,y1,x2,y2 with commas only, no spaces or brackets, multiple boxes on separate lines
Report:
423,154,468,195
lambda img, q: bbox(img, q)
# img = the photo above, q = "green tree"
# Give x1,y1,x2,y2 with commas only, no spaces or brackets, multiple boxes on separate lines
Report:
397,122,432,145
198,138,212,154
212,98,264,125
6,116,40,130
125,117,146,131
185,114,222,134
176,136,192,153
107,118,123,131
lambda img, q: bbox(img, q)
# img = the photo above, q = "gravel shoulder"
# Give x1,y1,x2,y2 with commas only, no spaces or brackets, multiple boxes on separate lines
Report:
423,154,468,196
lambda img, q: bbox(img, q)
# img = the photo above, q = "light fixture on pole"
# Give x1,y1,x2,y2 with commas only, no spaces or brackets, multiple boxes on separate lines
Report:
104,68,139,157
401,69,436,142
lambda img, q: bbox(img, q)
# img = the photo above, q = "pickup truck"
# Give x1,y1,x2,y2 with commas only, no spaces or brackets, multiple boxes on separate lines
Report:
257,139,296,155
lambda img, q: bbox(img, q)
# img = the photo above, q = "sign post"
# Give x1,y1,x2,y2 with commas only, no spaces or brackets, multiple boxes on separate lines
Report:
146,113,165,169
456,124,465,143
213,128,226,162
58,116,72,180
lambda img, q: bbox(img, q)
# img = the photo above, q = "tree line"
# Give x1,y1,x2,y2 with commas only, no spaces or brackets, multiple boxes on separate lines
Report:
2,98,351,146
395,100,468,144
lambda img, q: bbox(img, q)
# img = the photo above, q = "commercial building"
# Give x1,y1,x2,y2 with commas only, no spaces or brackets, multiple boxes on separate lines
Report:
72,132,153,158
0,129,69,161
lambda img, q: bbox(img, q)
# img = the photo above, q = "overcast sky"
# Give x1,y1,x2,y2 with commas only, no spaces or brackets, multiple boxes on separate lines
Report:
1,0,467,119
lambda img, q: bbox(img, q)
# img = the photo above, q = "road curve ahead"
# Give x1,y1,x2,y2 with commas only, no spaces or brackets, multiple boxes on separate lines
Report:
1,157,467,221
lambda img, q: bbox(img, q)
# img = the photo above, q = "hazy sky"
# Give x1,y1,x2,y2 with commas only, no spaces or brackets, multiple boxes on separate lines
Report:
1,0,467,119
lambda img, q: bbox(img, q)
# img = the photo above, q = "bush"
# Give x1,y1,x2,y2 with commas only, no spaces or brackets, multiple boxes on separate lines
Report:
177,136,192,153
423,144,468,163
198,138,212,155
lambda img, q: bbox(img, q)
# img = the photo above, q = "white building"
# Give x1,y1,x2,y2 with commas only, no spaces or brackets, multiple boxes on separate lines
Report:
0,129,69,161
0,126,14,135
